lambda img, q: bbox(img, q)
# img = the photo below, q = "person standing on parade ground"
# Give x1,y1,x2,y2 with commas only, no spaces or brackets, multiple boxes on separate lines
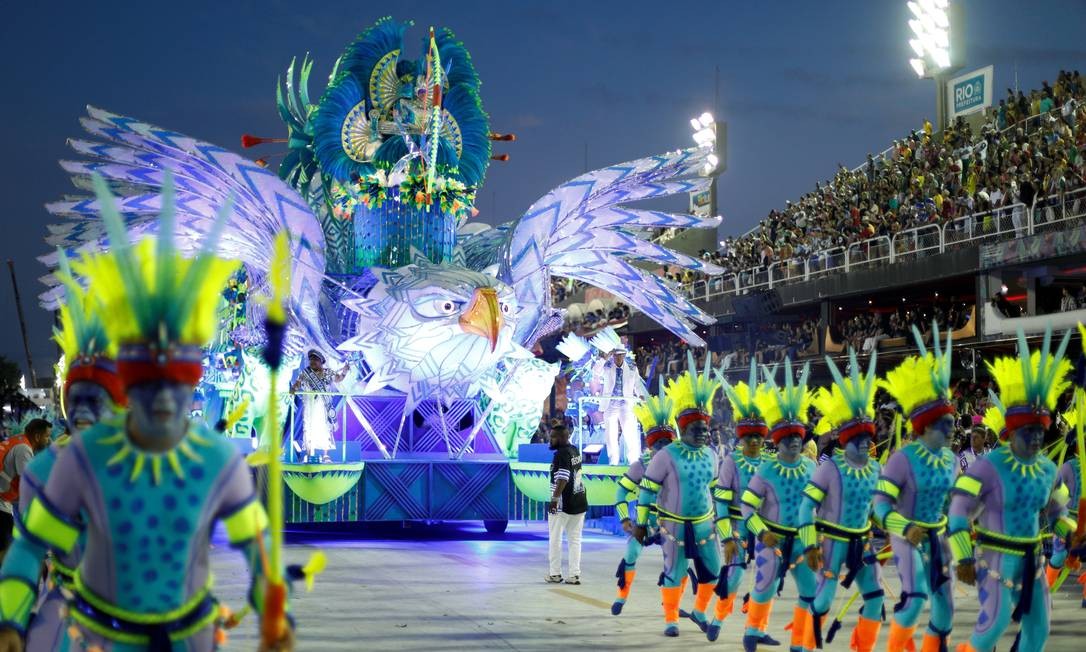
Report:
546,422,587,585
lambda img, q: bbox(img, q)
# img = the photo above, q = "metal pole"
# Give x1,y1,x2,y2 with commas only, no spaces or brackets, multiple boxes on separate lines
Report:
7,260,38,388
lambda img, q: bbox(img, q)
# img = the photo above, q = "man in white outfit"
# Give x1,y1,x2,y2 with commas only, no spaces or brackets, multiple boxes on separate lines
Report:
598,346,646,465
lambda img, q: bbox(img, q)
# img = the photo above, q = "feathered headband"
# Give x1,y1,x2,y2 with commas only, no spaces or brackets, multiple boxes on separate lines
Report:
634,377,677,448
758,357,813,445
879,323,954,434
71,175,239,389
819,348,878,445
986,327,1072,437
720,360,768,438
666,351,720,430
54,250,125,407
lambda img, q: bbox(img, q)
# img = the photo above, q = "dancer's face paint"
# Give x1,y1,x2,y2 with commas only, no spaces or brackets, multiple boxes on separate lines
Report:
127,381,194,452
1010,424,1045,460
66,381,113,435
845,434,872,465
682,420,710,448
778,434,803,462
742,434,764,458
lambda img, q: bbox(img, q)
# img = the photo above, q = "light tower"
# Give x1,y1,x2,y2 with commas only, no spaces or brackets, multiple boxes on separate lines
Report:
906,0,963,131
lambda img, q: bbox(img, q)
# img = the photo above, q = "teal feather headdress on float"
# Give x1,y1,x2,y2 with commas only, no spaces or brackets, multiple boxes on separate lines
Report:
719,360,770,439
817,348,878,445
278,17,492,271
757,357,813,445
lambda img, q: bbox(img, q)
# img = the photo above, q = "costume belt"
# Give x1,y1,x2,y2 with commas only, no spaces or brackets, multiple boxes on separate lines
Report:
762,519,799,596
50,558,76,588
816,520,872,589
656,507,714,524
71,572,218,647
975,528,1041,623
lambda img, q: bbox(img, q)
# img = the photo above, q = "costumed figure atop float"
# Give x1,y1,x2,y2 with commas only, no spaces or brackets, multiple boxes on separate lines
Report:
633,352,722,637
740,359,817,652
611,377,676,615
707,361,771,642
0,179,295,651
874,325,959,652
949,328,1080,652
800,349,884,652
590,328,646,465
38,17,722,456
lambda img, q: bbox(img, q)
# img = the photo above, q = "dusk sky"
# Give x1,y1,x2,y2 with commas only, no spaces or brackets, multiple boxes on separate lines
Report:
2,0,1083,380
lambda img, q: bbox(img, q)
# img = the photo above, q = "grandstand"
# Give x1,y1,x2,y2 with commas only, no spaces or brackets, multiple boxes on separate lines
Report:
548,69,1086,444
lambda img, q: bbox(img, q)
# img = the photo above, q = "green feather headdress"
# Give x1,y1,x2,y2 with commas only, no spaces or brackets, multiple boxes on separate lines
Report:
987,327,1072,437
54,249,114,365
666,350,721,430
822,347,879,443
634,376,677,445
719,360,770,437
71,174,240,351
758,357,813,439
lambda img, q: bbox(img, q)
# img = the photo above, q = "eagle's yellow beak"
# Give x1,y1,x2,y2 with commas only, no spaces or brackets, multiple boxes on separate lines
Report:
459,287,504,352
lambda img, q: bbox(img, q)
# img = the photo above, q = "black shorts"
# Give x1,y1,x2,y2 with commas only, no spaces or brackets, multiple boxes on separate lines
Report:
0,510,14,552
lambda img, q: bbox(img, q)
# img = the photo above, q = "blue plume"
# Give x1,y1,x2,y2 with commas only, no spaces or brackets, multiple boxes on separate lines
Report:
311,74,372,183
442,84,491,187
337,17,409,93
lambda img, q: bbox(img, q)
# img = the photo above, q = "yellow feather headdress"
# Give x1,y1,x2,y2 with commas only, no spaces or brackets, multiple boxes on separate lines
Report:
720,360,770,438
634,377,677,447
879,323,955,435
666,351,721,431
819,348,878,444
986,327,1072,437
759,358,813,444
71,175,240,352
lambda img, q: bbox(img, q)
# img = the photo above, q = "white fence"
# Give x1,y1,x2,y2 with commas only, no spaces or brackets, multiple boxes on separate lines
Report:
683,186,1086,301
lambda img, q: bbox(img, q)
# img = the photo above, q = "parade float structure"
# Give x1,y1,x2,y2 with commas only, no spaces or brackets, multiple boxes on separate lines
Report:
39,17,721,528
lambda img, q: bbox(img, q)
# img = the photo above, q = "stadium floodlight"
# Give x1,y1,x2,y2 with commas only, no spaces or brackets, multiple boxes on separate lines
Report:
690,118,702,131
707,153,719,168
906,0,952,78
698,112,714,128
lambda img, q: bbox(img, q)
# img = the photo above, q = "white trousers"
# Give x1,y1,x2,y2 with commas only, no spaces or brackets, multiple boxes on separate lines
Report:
548,511,585,577
605,405,640,465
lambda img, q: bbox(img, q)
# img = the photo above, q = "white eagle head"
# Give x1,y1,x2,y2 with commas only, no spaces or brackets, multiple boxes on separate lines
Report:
338,259,527,401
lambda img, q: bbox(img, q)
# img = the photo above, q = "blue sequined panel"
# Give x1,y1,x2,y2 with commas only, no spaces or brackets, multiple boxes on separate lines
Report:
903,443,956,523
765,458,815,527
988,447,1057,538
669,443,716,516
836,455,879,529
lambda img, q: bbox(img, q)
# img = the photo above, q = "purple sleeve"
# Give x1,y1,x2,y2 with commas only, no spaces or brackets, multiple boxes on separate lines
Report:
741,474,767,520
626,459,646,484
39,441,88,519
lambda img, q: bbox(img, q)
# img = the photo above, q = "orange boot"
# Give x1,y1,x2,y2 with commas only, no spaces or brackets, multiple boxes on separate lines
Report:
743,599,776,651
611,570,636,615
660,586,683,636
1045,564,1061,587
788,606,812,650
920,630,950,652
954,643,979,652
849,615,882,652
887,621,917,652
807,612,824,651
707,592,736,641
689,582,715,630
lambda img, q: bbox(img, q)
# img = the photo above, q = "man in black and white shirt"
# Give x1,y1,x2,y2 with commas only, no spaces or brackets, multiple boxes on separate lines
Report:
546,423,588,585
958,424,991,472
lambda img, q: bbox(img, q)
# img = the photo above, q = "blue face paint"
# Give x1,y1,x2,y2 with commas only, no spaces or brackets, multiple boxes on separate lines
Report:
66,381,113,435
845,433,872,465
779,434,803,460
682,420,710,448
127,381,194,451
923,413,956,449
1010,424,1045,460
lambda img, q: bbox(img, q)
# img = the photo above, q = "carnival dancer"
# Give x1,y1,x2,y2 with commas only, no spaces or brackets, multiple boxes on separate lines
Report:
290,349,347,463
1047,405,1086,606
740,358,818,652
612,378,677,615
800,349,883,651
949,330,1080,652
874,326,959,652
11,251,128,651
0,180,294,651
593,329,646,465
706,362,771,642
633,352,721,637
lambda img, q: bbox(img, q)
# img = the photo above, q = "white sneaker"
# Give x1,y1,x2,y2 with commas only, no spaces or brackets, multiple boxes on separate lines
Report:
564,576,581,585
544,574,564,583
